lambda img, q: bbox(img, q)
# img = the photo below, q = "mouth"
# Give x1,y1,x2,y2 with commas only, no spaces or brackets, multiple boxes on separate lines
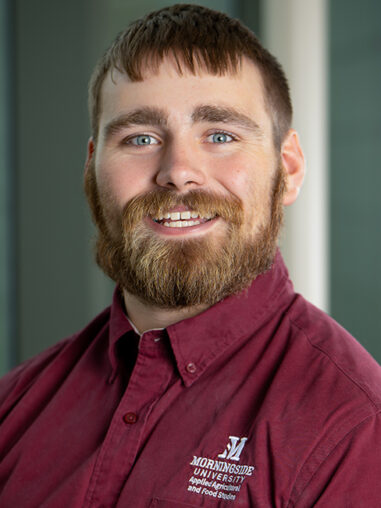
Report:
151,210,217,229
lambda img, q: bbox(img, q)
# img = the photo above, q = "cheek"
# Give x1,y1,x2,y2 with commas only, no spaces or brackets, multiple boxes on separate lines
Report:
218,159,269,210
95,158,148,210
217,155,276,232
216,157,253,198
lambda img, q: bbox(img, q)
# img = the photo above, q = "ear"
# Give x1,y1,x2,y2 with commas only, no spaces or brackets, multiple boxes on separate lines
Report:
281,129,305,206
84,137,95,174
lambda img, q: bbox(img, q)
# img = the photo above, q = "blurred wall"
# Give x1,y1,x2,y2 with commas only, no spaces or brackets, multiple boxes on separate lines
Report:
262,0,329,313
0,0,15,374
330,0,381,360
14,0,94,365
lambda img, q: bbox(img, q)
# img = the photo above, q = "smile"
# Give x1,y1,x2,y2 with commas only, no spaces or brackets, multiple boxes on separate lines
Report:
152,210,216,228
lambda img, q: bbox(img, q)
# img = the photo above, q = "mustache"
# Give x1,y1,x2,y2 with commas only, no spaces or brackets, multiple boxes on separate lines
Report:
121,189,244,229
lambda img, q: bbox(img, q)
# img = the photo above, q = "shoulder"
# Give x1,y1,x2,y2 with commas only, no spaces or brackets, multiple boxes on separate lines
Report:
285,295,381,409
0,305,111,418
268,296,381,505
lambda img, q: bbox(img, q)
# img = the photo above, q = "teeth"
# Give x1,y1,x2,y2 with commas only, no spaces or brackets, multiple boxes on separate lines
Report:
152,210,215,221
163,220,201,228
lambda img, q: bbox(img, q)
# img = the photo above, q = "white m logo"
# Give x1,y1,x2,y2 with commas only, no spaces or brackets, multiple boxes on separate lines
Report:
218,436,248,462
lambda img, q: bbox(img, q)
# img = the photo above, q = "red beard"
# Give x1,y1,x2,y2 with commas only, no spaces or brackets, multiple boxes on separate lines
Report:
84,160,285,308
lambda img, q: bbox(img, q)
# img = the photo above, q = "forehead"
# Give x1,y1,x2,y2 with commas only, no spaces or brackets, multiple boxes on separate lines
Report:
99,56,271,131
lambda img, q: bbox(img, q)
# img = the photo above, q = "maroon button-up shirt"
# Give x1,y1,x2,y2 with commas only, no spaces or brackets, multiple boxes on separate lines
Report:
1,252,381,507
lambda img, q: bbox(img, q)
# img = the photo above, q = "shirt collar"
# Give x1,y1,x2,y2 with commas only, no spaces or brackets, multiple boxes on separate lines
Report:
107,250,294,385
166,250,294,386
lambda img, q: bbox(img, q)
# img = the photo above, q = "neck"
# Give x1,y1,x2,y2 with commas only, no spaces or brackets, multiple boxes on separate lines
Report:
122,289,210,334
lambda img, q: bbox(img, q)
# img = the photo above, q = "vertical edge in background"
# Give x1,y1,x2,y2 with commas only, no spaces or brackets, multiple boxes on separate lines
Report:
0,0,18,375
261,0,329,313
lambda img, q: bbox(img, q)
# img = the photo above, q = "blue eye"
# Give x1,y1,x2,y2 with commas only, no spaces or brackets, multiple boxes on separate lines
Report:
210,133,233,143
130,135,158,146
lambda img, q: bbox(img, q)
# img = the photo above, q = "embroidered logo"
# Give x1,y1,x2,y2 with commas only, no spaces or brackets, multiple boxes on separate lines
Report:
187,435,255,502
218,436,248,461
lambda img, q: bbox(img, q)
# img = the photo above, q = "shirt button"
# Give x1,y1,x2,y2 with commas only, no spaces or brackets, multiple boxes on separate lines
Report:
123,412,138,424
186,362,197,374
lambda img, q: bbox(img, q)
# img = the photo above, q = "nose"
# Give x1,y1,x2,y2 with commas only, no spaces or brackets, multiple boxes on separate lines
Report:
155,140,206,192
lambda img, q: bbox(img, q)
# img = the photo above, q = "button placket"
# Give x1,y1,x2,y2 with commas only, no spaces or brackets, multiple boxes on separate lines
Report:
123,412,138,424
84,329,174,507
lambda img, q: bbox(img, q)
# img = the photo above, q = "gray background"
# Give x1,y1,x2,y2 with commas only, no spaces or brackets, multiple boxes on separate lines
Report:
330,0,381,357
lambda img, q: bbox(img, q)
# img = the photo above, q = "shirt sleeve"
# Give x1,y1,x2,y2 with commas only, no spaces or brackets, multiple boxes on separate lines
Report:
292,410,381,508
0,339,69,419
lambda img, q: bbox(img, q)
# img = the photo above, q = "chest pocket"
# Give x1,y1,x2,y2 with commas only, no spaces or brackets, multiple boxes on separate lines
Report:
150,499,198,507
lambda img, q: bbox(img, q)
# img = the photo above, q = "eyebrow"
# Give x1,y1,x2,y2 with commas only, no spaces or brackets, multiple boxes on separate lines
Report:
103,107,168,140
103,104,262,140
192,105,262,135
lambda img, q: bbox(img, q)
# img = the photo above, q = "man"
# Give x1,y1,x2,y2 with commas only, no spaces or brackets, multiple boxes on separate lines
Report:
1,4,381,507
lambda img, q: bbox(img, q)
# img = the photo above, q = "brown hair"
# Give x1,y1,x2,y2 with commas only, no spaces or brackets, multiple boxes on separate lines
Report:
88,4,292,149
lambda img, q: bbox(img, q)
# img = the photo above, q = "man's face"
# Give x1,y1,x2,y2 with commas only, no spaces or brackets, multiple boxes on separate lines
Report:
85,57,287,308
